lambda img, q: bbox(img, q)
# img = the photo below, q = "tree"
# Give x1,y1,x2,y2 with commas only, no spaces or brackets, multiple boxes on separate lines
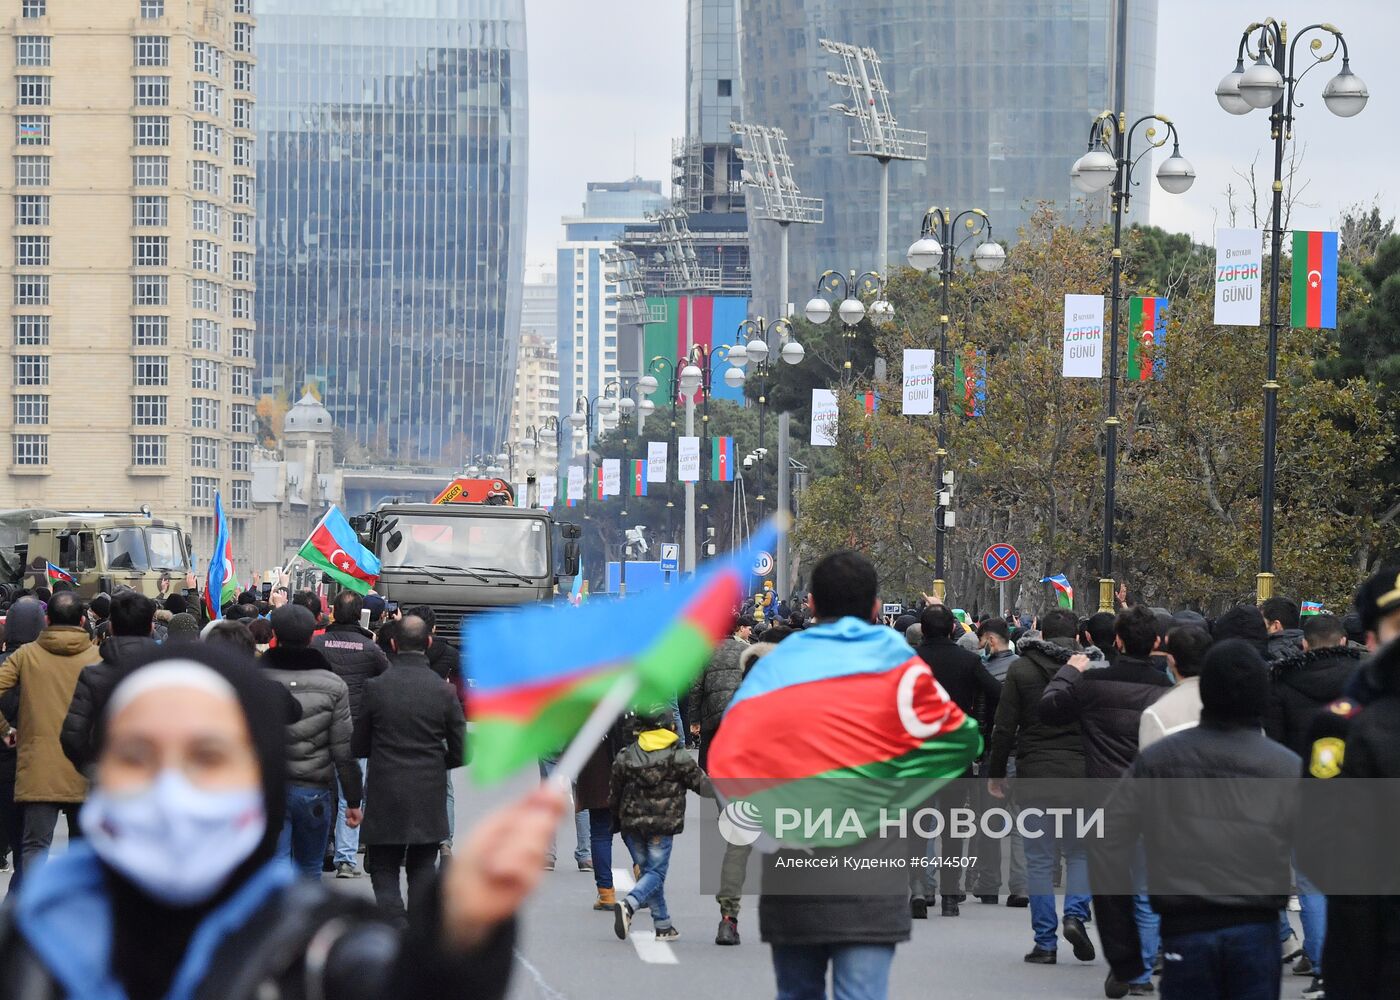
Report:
1337,198,1396,267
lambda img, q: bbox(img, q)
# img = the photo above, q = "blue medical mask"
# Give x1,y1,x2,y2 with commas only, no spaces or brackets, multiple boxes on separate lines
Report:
80,769,265,907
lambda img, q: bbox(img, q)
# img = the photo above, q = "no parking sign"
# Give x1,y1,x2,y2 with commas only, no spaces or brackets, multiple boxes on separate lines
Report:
982,543,1020,582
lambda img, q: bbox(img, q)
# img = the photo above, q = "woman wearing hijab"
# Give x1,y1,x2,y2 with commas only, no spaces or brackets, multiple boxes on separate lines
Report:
0,645,561,1000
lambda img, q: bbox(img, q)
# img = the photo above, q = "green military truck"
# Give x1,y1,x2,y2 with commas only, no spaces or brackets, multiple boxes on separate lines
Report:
0,509,194,600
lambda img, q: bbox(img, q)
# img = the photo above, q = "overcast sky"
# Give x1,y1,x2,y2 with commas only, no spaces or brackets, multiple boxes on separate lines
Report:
523,0,1398,269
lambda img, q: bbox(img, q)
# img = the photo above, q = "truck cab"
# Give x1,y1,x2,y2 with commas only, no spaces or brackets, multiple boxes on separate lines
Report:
4,514,193,599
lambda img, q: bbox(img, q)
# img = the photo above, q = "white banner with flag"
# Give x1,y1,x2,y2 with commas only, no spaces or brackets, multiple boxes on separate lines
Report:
677,436,700,482
902,349,936,415
601,458,621,496
647,441,668,482
1062,294,1105,378
540,475,557,508
566,465,584,501
514,483,527,508
811,389,839,446
1213,227,1263,326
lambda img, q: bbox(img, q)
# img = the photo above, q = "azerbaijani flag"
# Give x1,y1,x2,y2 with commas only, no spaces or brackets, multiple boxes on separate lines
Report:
44,561,76,586
464,522,779,784
204,492,239,619
1301,600,1325,617
594,468,605,502
1291,230,1338,329
631,459,648,497
712,436,735,482
707,616,980,849
297,505,381,595
860,391,879,415
1041,574,1074,609
1127,296,1168,381
952,347,987,417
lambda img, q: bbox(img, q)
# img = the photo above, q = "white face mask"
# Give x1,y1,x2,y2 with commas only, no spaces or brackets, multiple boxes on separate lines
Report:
80,769,266,907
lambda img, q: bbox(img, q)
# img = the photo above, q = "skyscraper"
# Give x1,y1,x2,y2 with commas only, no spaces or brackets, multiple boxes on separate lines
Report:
255,0,528,465
0,0,258,561
739,1,1159,299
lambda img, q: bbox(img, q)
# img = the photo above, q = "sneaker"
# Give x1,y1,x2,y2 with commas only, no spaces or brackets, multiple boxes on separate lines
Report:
1127,984,1155,996
1302,976,1326,999
0,857,10,873
613,900,634,940
655,926,680,942
334,862,359,879
1282,931,1304,963
940,898,960,917
1006,894,1030,908
910,896,928,919
715,916,740,946
1024,947,1057,964
1062,915,1096,962
578,858,594,872
1292,954,1314,976
1104,972,1131,999
544,858,556,872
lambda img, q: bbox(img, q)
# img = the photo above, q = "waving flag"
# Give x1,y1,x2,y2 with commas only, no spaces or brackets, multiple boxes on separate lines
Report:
297,505,381,595
860,391,880,415
712,436,735,482
632,459,648,497
44,561,76,586
1291,231,1338,329
707,616,980,849
1301,600,1325,617
204,493,239,619
952,347,987,417
1041,574,1074,609
1127,296,1168,381
464,522,779,784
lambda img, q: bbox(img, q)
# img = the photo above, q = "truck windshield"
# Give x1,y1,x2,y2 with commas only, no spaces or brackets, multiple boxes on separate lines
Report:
99,526,189,573
146,527,187,571
380,514,549,579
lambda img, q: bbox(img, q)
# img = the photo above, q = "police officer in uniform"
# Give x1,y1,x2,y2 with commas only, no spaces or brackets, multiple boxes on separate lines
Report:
1297,565,1400,1000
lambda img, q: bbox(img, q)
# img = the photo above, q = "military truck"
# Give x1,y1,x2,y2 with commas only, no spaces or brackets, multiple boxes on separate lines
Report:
0,509,194,600
350,478,580,635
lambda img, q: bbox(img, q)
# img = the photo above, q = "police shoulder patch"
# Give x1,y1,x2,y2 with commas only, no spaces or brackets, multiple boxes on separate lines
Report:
1309,736,1346,779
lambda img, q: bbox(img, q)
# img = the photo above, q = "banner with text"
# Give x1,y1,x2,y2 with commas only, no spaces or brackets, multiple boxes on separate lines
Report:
566,466,584,501
811,389,839,446
601,458,621,496
901,349,936,415
1062,294,1105,378
540,475,557,508
646,441,668,482
677,436,701,482
1214,227,1262,326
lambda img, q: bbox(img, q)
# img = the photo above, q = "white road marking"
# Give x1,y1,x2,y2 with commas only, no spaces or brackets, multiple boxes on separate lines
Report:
613,866,679,964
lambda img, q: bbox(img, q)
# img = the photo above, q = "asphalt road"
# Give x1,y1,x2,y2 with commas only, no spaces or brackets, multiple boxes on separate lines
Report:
4,771,1318,1000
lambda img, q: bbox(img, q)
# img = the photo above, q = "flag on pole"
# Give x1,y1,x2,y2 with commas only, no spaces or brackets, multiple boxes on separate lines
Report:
1127,296,1168,381
952,347,987,416
592,468,604,502
632,459,648,497
297,505,381,595
204,492,240,619
1291,230,1339,329
44,561,76,587
860,391,879,415
1040,574,1074,609
712,436,735,482
1301,600,1325,617
464,521,781,783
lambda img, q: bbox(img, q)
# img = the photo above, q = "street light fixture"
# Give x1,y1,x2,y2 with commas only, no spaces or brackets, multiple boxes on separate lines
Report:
806,269,889,381
1215,17,1365,602
727,316,802,516
1070,109,1193,611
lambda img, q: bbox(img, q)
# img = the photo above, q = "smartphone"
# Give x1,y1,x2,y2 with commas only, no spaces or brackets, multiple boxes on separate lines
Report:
260,581,272,599
385,601,399,616
360,609,372,630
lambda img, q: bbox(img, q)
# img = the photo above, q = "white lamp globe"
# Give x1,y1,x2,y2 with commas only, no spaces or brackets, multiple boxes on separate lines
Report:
1156,151,1196,195
679,364,702,395
838,297,867,326
1071,158,1097,193
619,396,636,413
805,296,832,325
569,409,586,427
1076,149,1117,192
638,374,659,394
1216,60,1252,115
906,236,942,272
1238,53,1285,109
973,241,1006,272
781,340,806,365
726,342,748,369
638,398,656,418
1323,60,1369,118
869,299,895,325
746,338,770,364
723,366,746,389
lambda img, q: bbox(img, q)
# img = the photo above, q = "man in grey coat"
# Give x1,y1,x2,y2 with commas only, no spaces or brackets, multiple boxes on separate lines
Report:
353,615,466,926
261,604,363,879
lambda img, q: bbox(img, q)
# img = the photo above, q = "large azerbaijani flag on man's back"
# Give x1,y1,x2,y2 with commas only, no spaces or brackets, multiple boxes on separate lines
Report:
706,617,981,849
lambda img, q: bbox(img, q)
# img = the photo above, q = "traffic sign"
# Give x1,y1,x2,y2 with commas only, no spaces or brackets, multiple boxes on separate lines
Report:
752,550,775,578
660,543,680,573
982,543,1021,582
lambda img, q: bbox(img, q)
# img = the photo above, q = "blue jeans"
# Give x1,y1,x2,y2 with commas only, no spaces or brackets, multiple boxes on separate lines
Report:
538,759,591,864
1296,867,1325,973
622,832,672,929
333,759,368,865
1023,809,1091,951
1132,844,1161,984
770,943,896,1000
280,784,334,879
445,770,455,845
589,809,614,890
1160,920,1281,1000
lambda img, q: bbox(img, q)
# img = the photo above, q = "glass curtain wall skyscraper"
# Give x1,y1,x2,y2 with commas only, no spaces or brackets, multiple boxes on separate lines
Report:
255,0,527,464
739,1,1157,298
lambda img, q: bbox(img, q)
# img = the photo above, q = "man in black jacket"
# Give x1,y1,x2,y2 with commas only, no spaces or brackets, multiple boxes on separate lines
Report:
1042,605,1171,996
987,609,1094,965
353,615,465,927
912,605,1000,916
1263,596,1306,664
1096,639,1299,1000
314,590,389,878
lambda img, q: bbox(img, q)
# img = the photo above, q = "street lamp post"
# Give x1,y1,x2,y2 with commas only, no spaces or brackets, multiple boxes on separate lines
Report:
1215,18,1367,602
1072,111,1195,613
569,385,621,516
804,269,893,383
640,359,684,541
906,208,1006,602
728,318,800,520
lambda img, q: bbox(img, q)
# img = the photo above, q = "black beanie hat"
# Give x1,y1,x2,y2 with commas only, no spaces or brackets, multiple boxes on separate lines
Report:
1210,604,1269,653
270,604,316,647
1199,638,1269,727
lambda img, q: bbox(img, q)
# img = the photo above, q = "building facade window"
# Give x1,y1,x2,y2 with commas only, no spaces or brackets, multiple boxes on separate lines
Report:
140,0,165,19
13,395,47,425
132,354,168,386
190,397,219,429
134,36,169,67
230,440,250,472
191,317,220,351
133,155,168,187
21,1,45,19
15,195,49,227
191,358,220,391
194,43,222,78
132,395,167,426
131,235,168,267
230,288,251,319
232,22,253,53
16,115,49,145
231,136,252,167
191,121,221,155
191,200,221,234
191,436,218,468
191,240,221,274
191,476,217,508
134,75,168,106
132,275,167,305
193,81,222,116
15,315,49,345
14,235,49,267
132,195,168,227
230,367,251,396
134,115,169,146
190,160,222,194
14,355,48,386
231,252,252,283
231,403,254,434
13,434,47,466
16,76,51,106
191,279,220,313
233,61,252,92
131,315,167,346
16,36,50,66
232,98,252,130
15,156,49,186
14,275,48,305
231,175,251,206
231,214,251,245
132,435,166,466
231,326,251,358
230,480,251,510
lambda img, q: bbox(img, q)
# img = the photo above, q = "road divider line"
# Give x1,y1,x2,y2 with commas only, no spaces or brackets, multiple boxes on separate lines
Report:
613,866,679,964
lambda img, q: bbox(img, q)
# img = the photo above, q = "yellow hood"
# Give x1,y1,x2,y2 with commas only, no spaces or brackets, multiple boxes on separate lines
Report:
638,728,679,752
